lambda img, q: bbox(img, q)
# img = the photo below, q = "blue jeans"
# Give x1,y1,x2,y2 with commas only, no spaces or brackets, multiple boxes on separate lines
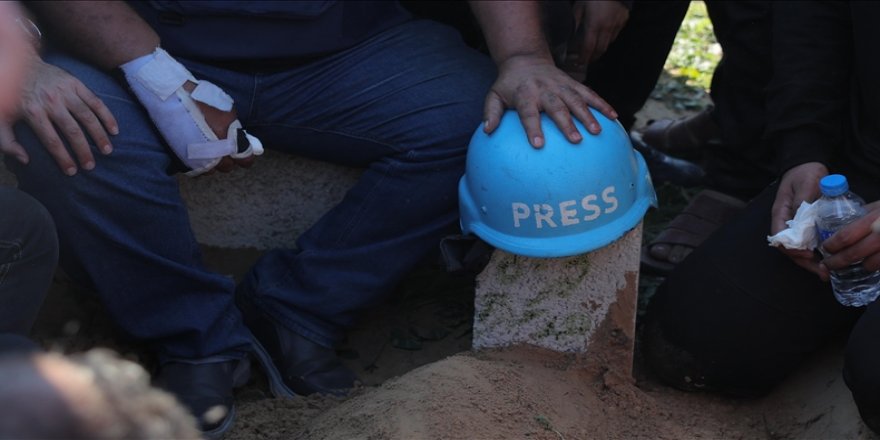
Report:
0,188,58,337
9,20,494,361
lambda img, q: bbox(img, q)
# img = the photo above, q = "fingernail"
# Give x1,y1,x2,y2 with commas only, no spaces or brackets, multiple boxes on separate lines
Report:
15,155,28,165
589,123,600,133
83,161,95,171
110,126,119,136
65,167,77,176
611,111,618,119
532,136,544,148
571,132,582,142
101,144,113,154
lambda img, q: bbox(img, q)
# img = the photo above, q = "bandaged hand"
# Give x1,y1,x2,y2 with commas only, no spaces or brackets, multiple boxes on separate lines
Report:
121,48,263,176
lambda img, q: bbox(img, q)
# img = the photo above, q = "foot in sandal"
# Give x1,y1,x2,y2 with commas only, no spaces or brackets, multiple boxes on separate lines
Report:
641,189,746,275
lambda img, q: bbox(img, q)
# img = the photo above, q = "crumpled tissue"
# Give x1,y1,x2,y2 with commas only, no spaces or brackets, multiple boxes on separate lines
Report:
767,201,819,250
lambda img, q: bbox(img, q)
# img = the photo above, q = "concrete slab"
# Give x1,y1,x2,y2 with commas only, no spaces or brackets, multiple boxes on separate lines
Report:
1,152,362,250
472,224,642,376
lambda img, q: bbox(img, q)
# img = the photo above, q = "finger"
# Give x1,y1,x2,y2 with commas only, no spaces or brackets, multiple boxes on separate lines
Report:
234,155,255,169
47,103,96,171
816,262,830,282
75,83,117,154
514,102,545,149
24,104,78,175
0,123,28,164
823,232,880,270
781,247,816,261
542,91,581,144
791,254,824,278
863,252,880,273
215,157,235,173
483,91,506,134
823,215,875,254
576,86,617,122
770,195,794,235
560,89,598,138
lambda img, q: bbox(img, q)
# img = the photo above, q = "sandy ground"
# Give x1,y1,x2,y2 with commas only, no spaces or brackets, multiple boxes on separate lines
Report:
31,246,880,440
26,98,880,440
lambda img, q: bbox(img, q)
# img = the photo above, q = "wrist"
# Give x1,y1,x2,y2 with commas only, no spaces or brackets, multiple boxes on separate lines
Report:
496,51,556,69
15,16,41,50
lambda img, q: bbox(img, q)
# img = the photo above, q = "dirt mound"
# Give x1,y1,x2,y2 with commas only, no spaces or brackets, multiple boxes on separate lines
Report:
229,346,753,440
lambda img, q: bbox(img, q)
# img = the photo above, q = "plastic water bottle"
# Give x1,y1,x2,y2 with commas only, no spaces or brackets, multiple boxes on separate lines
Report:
814,174,880,307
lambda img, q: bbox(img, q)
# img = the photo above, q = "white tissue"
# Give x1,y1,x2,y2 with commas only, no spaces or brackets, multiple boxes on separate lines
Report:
767,201,819,250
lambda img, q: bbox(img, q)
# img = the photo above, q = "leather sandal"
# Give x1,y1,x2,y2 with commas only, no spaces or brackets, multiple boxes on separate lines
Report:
641,189,746,275
640,106,720,159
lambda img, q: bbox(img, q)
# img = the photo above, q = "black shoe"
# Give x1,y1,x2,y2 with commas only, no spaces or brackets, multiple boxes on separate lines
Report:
630,131,706,187
235,278,358,398
157,359,249,439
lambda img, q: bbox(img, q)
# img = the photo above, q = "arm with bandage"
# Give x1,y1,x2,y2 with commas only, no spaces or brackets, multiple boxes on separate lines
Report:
26,1,262,176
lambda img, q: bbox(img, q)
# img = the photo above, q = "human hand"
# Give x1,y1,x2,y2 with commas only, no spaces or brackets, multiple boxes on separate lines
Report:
484,54,617,148
569,0,630,65
770,162,828,276
180,81,254,175
819,200,880,279
121,48,261,176
0,57,118,176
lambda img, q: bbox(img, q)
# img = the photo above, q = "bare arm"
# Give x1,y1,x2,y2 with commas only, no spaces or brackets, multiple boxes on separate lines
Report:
21,1,249,176
28,1,158,69
469,0,616,148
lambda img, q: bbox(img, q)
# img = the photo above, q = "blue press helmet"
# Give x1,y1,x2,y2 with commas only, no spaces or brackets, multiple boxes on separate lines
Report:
459,109,657,258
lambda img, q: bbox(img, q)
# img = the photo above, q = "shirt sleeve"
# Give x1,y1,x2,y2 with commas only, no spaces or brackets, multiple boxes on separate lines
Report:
765,1,853,174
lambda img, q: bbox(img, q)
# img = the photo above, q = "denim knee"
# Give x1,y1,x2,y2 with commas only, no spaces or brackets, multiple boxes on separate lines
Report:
0,188,58,269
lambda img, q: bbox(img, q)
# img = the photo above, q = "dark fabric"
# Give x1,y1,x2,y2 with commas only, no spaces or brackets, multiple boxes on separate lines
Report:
765,1,851,175
0,333,39,355
701,0,776,200
644,185,861,395
585,0,690,131
645,2,880,430
0,188,57,336
766,1,880,199
129,0,411,62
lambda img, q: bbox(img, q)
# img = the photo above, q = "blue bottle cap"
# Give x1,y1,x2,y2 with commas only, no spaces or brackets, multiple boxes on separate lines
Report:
820,174,849,197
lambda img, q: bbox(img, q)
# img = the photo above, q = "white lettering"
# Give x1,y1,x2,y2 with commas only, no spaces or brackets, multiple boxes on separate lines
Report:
602,186,618,214
534,204,557,228
559,200,579,226
581,195,601,221
512,203,530,228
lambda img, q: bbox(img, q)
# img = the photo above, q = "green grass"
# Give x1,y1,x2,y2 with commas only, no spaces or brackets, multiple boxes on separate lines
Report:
665,1,720,90
649,1,719,111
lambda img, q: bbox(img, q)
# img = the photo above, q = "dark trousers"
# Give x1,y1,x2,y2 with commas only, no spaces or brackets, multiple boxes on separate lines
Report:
643,179,880,433
0,188,57,353
702,1,776,199
585,1,690,131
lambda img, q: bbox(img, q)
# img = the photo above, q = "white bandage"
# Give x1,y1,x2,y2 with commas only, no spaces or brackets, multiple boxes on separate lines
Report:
121,48,263,176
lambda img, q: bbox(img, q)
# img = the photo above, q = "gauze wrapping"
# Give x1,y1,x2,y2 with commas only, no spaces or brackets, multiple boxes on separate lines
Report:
121,48,263,176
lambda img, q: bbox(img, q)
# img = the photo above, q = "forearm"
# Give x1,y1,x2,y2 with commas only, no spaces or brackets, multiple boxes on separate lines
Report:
468,0,553,65
27,1,158,69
